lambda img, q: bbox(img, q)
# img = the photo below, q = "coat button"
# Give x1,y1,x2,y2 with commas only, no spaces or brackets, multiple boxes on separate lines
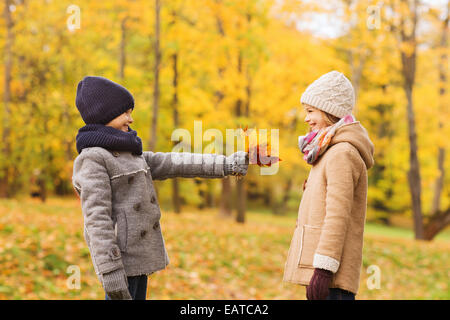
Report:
153,222,159,230
112,151,120,157
111,247,120,258
150,195,156,204
128,176,134,184
140,230,147,238
133,203,141,211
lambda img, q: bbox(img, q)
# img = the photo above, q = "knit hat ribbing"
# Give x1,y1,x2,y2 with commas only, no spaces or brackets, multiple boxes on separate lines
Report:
300,71,355,118
75,76,134,125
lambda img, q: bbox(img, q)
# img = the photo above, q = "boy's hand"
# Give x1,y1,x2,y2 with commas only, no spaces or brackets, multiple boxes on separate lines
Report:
224,151,249,176
102,268,132,300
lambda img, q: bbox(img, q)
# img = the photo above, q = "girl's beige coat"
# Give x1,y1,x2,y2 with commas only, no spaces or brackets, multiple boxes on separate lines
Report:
283,122,374,294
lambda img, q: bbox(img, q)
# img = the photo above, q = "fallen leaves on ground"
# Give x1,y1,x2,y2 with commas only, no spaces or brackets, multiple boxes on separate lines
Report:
0,197,448,300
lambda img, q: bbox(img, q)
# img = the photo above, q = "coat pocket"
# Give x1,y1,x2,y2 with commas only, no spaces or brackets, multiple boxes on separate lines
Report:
114,210,128,252
298,224,322,268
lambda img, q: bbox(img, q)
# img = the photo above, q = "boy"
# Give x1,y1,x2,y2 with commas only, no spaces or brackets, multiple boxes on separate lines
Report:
72,76,248,300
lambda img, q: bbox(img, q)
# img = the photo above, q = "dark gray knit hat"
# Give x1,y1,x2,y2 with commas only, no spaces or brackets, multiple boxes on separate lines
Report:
75,76,134,125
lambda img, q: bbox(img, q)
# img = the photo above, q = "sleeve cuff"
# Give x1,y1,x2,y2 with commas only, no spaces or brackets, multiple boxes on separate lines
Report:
223,163,233,176
313,253,340,273
101,268,128,292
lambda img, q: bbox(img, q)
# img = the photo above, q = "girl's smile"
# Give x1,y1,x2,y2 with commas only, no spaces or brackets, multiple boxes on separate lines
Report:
303,104,328,132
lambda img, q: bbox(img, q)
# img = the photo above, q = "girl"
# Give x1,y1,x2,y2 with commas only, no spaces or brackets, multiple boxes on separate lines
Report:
72,76,248,300
283,71,375,300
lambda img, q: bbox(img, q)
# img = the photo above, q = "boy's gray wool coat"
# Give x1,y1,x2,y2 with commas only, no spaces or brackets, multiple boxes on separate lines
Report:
72,147,231,279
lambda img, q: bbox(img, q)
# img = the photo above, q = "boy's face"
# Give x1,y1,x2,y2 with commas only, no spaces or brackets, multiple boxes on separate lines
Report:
106,108,133,132
303,104,327,132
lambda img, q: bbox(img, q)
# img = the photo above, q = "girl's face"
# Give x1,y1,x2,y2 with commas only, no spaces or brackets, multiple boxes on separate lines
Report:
303,104,328,132
106,108,134,132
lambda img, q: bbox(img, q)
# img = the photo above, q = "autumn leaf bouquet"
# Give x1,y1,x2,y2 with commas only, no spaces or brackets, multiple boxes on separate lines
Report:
240,126,282,168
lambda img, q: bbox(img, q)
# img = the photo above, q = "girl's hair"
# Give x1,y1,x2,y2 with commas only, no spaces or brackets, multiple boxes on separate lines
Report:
303,103,341,126
322,111,341,126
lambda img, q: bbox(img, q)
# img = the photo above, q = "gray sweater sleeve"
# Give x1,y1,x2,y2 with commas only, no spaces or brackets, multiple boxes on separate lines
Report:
143,152,226,180
72,150,125,275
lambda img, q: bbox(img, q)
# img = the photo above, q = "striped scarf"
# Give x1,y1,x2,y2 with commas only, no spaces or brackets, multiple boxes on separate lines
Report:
298,114,356,165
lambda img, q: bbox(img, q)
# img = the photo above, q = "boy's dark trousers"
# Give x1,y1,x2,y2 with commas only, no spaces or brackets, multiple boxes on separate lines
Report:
105,275,148,300
326,288,355,300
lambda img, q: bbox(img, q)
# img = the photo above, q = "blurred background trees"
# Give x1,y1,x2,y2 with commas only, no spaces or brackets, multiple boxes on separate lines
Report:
0,0,448,240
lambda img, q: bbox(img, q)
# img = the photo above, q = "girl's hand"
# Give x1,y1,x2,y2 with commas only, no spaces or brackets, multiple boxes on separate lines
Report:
306,268,333,300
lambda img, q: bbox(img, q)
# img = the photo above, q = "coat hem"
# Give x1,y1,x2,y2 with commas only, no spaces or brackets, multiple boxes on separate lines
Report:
123,262,169,277
283,278,357,295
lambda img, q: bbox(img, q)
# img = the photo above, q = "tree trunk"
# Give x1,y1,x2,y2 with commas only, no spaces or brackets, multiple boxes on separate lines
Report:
171,52,181,214
425,1,449,240
236,178,246,223
38,174,47,203
235,50,246,224
431,136,446,217
172,178,181,213
119,16,127,80
0,0,13,198
215,10,232,218
424,209,450,241
219,178,232,217
245,67,251,119
342,0,367,114
405,86,423,239
273,178,292,215
235,52,243,117
347,48,365,112
399,0,424,239
39,95,51,203
370,91,395,225
59,58,75,196
214,5,226,105
206,181,214,208
149,0,161,151
263,185,272,206
431,2,448,217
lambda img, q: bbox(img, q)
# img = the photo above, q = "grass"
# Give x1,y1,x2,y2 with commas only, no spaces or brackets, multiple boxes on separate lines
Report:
364,222,450,242
0,196,448,300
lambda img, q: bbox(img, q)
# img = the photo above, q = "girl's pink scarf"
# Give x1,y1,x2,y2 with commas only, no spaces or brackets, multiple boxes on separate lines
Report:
298,114,356,165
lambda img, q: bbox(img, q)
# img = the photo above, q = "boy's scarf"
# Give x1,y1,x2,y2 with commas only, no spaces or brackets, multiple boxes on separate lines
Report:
298,114,356,165
76,124,143,155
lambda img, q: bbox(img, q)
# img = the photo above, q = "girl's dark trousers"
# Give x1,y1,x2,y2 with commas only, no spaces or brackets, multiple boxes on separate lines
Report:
326,288,356,300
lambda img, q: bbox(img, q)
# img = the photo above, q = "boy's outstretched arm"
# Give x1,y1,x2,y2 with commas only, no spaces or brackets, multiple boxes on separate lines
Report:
143,151,248,180
73,150,132,300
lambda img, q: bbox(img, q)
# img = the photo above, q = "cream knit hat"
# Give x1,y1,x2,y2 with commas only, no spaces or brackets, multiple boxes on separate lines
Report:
300,71,355,118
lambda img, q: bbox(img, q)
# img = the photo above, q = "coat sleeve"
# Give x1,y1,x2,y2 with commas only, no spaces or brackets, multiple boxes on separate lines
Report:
313,148,362,273
143,151,226,180
72,150,125,275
